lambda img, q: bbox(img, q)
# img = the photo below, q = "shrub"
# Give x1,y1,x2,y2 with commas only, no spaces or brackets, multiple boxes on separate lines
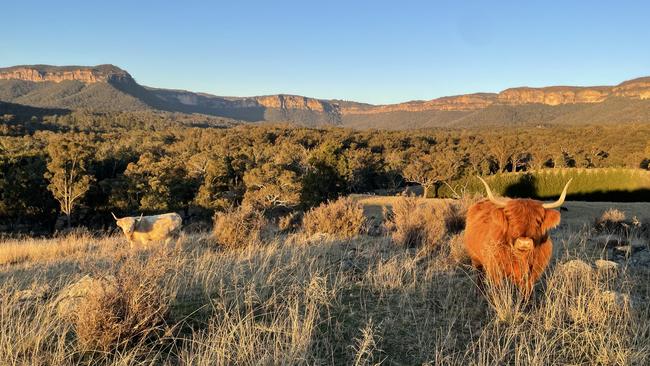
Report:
598,208,627,224
74,252,176,352
213,206,269,249
303,197,366,239
278,211,304,233
594,208,650,238
385,196,449,248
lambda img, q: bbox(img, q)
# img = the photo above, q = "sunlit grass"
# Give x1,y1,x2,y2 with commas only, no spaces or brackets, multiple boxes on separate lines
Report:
0,213,648,365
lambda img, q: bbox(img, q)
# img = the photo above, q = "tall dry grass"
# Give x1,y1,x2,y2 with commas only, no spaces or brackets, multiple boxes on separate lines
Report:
0,204,648,365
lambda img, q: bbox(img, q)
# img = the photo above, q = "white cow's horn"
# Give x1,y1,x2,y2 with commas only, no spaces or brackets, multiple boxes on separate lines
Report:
542,178,572,209
478,176,508,208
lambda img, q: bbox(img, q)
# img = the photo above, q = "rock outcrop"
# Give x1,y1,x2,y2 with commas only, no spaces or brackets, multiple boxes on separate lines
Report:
612,77,650,99
254,95,330,112
2,64,650,128
0,64,133,84
496,86,611,105
341,93,495,114
342,77,650,115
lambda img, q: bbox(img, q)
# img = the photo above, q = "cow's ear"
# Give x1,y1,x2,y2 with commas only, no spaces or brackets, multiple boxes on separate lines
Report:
542,209,561,232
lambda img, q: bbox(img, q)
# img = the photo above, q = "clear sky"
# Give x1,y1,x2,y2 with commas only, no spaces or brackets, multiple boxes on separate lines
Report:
3,0,650,104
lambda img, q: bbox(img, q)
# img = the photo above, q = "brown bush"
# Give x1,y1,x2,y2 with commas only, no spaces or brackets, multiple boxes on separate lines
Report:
74,252,176,352
278,211,304,233
213,206,270,249
303,197,366,239
385,196,448,248
597,208,626,225
384,196,473,249
594,208,634,236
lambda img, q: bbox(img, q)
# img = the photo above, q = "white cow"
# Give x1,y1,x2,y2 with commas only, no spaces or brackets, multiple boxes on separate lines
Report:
112,212,182,246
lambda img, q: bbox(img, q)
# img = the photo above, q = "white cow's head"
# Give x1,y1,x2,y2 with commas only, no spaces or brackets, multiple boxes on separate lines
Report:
112,213,143,236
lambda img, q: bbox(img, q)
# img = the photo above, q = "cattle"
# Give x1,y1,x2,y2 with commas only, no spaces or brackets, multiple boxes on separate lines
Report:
111,212,182,246
464,177,572,297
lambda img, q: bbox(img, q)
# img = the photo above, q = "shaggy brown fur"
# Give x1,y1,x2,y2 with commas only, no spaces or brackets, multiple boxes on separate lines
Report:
464,199,561,297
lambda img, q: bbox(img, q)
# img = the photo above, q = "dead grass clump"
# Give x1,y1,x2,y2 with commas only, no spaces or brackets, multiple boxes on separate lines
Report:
278,210,304,233
213,206,269,249
303,197,366,239
351,320,383,366
593,209,650,240
385,196,449,248
465,256,647,365
599,208,627,223
178,275,330,365
595,208,632,236
74,252,177,352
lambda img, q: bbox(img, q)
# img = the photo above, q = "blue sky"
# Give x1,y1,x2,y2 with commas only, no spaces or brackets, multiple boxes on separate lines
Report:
3,0,649,104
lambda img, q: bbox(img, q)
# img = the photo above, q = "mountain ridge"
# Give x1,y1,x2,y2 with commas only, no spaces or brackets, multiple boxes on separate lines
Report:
1,64,649,128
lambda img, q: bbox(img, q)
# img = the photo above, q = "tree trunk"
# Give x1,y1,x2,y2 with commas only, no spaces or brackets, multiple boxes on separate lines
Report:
423,184,431,198
66,213,71,229
433,183,440,198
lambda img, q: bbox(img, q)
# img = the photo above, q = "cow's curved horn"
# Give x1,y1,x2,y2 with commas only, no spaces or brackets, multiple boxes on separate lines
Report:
477,176,507,208
111,212,118,220
542,178,573,209
137,213,144,221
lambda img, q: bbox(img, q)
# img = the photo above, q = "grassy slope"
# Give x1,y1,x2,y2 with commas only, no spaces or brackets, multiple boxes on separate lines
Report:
1,200,649,365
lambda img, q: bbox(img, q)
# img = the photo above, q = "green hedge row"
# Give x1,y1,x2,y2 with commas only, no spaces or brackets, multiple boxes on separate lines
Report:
438,168,650,202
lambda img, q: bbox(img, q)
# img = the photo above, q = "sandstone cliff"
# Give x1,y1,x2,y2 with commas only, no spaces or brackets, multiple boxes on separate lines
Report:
342,78,650,115
2,64,650,128
341,93,496,114
0,65,132,84
496,86,611,105
612,77,650,99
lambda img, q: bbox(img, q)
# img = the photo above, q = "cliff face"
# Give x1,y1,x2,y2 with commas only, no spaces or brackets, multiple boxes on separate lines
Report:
341,94,496,114
496,86,611,105
340,77,650,116
342,84,645,115
254,95,330,112
0,65,133,84
612,77,650,99
2,64,650,128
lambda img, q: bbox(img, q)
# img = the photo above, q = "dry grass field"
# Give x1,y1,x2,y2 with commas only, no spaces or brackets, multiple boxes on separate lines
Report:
1,196,649,365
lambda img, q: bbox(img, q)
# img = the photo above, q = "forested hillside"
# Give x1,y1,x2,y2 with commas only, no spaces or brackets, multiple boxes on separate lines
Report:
2,108,649,233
